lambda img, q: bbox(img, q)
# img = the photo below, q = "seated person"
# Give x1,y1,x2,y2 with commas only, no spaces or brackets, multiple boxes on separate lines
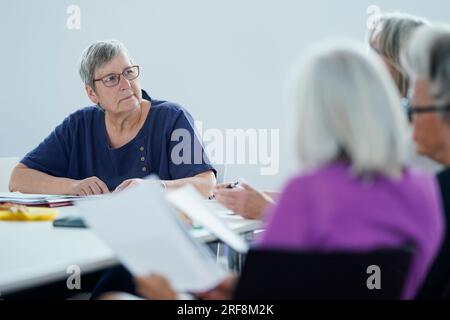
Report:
99,40,445,300
368,12,442,175
8,40,215,196
213,12,432,221
368,12,428,98
401,25,450,298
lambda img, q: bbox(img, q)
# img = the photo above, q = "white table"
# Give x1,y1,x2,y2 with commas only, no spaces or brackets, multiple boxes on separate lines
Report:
0,203,263,296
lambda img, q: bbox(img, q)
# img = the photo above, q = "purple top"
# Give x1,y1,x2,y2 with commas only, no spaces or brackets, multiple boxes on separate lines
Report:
258,163,444,299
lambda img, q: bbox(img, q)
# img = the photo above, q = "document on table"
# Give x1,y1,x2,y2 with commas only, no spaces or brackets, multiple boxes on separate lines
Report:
166,185,249,253
0,192,103,206
76,181,227,292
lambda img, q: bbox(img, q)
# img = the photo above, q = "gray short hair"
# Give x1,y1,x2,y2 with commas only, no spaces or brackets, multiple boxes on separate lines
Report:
289,40,408,178
402,25,450,107
79,40,131,89
368,12,428,97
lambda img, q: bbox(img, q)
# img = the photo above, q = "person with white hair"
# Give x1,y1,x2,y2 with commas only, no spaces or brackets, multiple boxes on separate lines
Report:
214,12,435,221
103,40,444,300
401,25,450,299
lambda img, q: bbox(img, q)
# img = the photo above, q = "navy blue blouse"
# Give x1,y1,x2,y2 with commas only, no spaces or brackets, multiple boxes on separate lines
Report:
21,90,215,191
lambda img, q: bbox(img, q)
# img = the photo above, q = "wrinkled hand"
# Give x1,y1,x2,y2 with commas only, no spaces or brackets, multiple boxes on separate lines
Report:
69,176,109,196
212,181,273,219
114,178,145,193
134,273,178,300
196,275,238,300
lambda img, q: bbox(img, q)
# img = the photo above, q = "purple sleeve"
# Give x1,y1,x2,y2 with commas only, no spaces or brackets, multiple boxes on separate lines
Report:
403,175,445,299
257,176,316,250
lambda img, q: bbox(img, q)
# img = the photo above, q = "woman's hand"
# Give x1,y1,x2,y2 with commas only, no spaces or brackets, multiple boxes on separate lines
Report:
196,274,238,300
134,273,238,300
134,273,178,300
114,178,145,193
69,176,109,195
213,181,274,220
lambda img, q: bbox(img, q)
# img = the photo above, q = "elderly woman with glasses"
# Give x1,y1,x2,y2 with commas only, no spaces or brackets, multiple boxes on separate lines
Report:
9,40,216,196
401,26,450,299
368,12,444,176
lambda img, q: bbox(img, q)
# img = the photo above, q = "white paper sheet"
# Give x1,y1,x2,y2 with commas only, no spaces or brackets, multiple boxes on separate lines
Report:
0,192,102,205
166,185,249,253
0,192,92,199
76,182,227,292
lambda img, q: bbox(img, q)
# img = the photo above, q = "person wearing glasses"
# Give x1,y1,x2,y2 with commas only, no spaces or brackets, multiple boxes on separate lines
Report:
213,13,433,221
97,41,444,300
9,40,216,196
401,26,450,299
368,12,443,176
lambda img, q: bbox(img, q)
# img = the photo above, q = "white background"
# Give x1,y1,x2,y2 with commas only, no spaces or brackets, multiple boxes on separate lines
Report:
1,0,449,190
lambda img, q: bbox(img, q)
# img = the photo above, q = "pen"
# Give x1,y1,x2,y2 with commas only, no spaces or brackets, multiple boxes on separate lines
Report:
226,180,241,189
208,179,243,200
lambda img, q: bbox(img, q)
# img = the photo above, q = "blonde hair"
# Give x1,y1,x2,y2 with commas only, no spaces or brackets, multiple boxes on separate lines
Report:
368,13,428,97
289,40,409,178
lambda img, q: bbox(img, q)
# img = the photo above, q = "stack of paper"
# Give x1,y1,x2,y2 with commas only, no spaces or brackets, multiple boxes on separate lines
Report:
0,193,100,207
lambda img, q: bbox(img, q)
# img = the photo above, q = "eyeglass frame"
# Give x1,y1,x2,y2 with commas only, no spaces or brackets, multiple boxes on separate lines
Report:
403,97,450,122
93,65,140,87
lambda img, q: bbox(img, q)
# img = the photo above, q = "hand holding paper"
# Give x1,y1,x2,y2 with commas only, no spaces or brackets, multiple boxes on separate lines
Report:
76,181,227,292
166,184,249,253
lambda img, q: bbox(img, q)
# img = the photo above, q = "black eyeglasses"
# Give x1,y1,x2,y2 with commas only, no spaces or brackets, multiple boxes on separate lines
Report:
403,98,450,122
94,65,140,87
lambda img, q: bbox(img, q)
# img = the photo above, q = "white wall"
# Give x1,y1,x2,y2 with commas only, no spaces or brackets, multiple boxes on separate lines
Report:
1,0,449,190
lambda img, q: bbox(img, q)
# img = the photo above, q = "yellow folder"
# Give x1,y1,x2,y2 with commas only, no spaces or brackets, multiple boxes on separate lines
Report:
0,204,58,221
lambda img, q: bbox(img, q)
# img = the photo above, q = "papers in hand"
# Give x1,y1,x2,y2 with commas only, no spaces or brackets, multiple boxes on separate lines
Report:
76,181,227,292
166,185,249,253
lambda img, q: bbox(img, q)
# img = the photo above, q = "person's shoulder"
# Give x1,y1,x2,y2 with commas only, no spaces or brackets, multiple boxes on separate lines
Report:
285,164,344,186
58,106,103,130
403,167,437,188
64,105,103,121
401,167,442,207
280,168,320,194
284,172,310,188
144,90,190,117
402,168,445,238
149,99,194,127
151,99,186,115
